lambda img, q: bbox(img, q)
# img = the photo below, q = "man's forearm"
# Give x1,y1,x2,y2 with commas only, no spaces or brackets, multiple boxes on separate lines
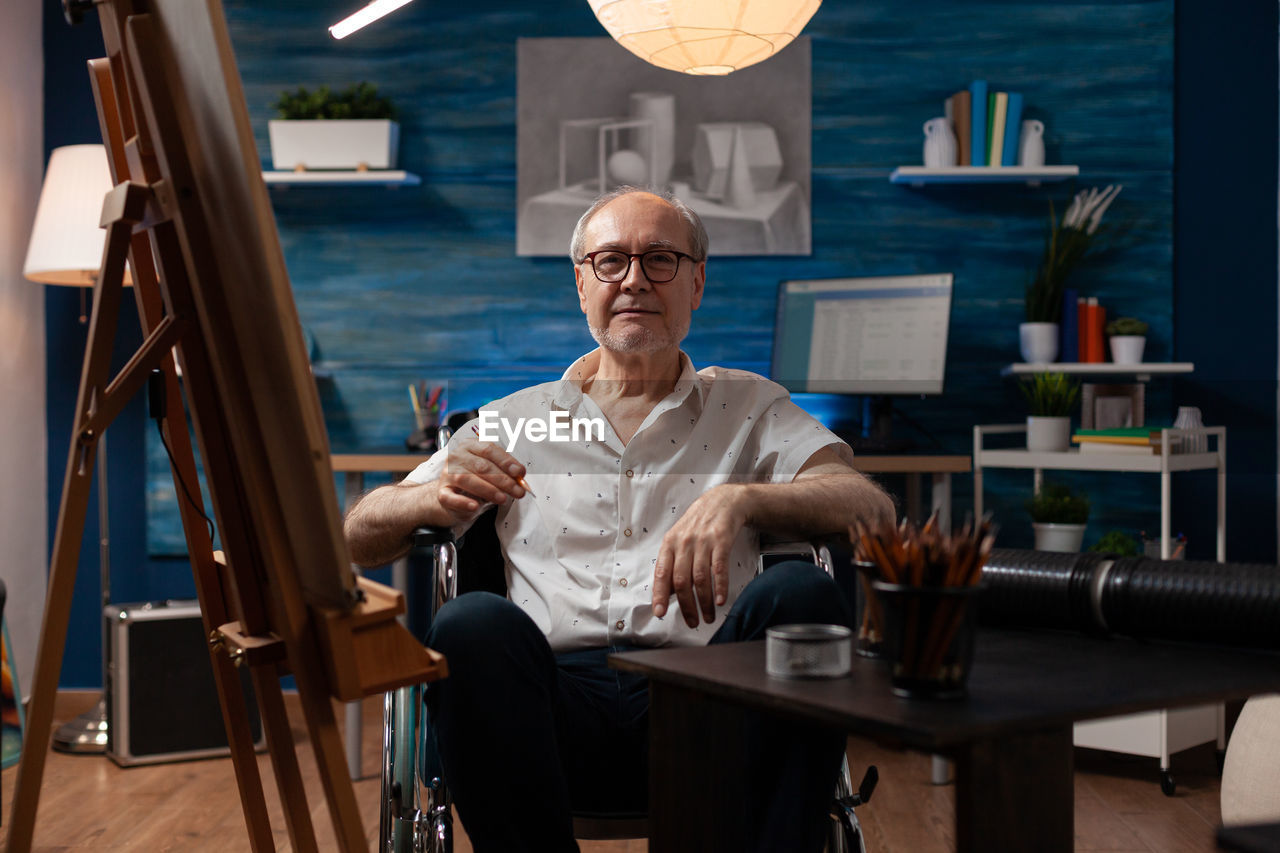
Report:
732,473,895,539
343,481,451,567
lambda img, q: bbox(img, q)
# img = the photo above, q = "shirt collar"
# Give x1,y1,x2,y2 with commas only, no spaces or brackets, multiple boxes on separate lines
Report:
553,349,706,410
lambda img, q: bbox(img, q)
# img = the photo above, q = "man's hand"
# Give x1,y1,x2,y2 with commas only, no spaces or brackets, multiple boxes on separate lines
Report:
435,434,528,522
652,485,747,628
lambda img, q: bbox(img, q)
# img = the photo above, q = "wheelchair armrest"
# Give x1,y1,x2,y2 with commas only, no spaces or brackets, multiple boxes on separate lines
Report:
412,526,456,548
758,532,849,578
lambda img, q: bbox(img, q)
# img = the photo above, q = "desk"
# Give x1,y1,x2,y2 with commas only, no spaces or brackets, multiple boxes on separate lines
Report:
331,453,429,779
848,454,970,531
612,630,1280,853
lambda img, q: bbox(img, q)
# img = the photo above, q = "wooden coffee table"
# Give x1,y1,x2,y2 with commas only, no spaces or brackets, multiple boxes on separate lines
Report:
612,629,1280,853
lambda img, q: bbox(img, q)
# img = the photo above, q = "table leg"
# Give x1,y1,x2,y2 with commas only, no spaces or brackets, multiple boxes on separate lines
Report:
953,726,1074,853
931,472,951,531
649,682,750,853
906,473,921,524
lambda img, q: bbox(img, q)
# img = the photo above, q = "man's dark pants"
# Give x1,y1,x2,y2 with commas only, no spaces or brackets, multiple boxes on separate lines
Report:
425,560,852,853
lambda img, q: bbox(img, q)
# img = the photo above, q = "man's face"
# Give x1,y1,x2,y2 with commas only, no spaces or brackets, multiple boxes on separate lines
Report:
575,193,705,356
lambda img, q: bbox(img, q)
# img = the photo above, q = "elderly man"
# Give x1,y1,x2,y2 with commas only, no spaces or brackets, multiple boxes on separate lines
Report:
345,187,893,852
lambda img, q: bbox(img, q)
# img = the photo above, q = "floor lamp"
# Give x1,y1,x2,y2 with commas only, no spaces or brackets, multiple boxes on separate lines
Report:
23,144,132,753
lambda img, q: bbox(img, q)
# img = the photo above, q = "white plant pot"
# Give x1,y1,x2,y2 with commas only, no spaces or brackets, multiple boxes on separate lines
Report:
1026,415,1071,452
1019,322,1059,364
1032,522,1087,553
1109,335,1146,364
268,119,400,170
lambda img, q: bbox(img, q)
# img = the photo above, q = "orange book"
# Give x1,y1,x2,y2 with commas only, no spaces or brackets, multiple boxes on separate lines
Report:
1076,297,1088,363
1083,298,1105,362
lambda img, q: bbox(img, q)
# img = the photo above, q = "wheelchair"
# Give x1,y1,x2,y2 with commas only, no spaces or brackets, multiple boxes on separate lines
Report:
378,510,878,853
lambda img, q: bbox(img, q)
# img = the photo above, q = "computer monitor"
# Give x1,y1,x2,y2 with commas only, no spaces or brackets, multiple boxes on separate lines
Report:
771,274,953,443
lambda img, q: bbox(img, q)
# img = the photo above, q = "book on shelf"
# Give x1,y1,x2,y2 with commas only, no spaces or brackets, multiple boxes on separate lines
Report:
1076,440,1161,455
1076,426,1166,438
1001,92,1023,166
1082,297,1106,363
1074,434,1160,446
951,89,972,165
970,80,988,170
1075,427,1164,444
1073,427,1171,450
988,92,1008,166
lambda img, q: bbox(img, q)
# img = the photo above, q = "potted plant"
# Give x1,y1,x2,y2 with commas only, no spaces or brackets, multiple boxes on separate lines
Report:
1088,529,1140,556
1106,316,1148,364
1026,482,1090,552
1019,371,1080,452
268,82,400,171
1021,185,1123,363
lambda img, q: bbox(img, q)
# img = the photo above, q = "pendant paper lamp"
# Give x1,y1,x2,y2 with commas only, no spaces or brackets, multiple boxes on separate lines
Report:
588,0,821,76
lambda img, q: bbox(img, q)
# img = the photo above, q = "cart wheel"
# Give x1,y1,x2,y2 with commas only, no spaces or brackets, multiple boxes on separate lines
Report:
1160,770,1176,797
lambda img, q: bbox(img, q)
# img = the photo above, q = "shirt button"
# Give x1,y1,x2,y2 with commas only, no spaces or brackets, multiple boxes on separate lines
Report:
616,619,625,630
625,469,634,478
624,528,632,537
619,578,628,587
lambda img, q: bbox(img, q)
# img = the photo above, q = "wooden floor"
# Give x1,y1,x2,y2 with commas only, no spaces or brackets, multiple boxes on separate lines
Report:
1,692,1227,852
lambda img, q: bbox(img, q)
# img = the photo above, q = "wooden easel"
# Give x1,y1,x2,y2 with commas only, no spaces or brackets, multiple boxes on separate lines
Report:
7,1,446,850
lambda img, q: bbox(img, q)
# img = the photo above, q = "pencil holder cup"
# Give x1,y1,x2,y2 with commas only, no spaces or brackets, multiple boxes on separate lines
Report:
852,561,885,658
870,580,982,699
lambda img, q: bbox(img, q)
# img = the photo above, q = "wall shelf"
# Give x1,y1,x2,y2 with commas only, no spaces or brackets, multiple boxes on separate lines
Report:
889,165,1079,186
1001,362,1194,379
262,170,420,187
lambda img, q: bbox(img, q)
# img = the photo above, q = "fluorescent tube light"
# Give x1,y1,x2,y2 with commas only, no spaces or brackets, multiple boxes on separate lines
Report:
329,0,416,39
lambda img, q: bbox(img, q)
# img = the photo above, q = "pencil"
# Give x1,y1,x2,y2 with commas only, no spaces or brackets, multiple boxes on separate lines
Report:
471,424,535,497
408,385,422,428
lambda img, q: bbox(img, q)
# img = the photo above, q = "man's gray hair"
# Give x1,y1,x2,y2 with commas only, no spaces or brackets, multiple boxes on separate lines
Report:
568,185,709,264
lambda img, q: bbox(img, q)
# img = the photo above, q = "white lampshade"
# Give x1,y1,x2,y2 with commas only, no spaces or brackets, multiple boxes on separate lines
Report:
24,144,132,287
588,0,821,76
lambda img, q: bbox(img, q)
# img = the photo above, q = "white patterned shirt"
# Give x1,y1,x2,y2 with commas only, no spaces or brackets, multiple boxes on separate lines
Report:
404,350,851,652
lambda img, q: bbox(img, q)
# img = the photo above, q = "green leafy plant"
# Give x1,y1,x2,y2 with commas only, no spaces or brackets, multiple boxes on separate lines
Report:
1025,482,1090,525
272,82,398,120
1088,529,1140,556
1105,316,1148,337
1025,185,1123,322
1018,372,1081,417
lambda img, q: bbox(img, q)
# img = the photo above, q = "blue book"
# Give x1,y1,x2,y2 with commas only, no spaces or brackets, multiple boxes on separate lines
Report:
1061,287,1079,362
1001,92,1023,166
969,80,988,169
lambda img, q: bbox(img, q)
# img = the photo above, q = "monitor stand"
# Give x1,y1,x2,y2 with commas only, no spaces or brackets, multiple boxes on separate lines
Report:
842,396,915,454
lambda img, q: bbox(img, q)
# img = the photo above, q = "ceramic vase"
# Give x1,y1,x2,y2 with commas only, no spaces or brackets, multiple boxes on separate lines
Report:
1032,522,1086,553
1019,322,1059,364
1018,120,1045,167
922,117,957,167
1109,335,1145,364
1173,406,1207,453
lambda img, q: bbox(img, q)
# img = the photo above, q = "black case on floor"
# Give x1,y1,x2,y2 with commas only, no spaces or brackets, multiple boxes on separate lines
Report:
105,599,264,766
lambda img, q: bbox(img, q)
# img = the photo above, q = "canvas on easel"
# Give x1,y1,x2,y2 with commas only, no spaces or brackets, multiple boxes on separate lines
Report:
8,1,446,850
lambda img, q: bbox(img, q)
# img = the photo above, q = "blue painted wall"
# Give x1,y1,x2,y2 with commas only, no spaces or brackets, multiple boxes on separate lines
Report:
41,0,1276,687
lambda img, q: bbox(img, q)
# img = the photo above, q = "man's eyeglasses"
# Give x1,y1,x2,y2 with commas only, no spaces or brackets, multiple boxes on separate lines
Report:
579,249,696,284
